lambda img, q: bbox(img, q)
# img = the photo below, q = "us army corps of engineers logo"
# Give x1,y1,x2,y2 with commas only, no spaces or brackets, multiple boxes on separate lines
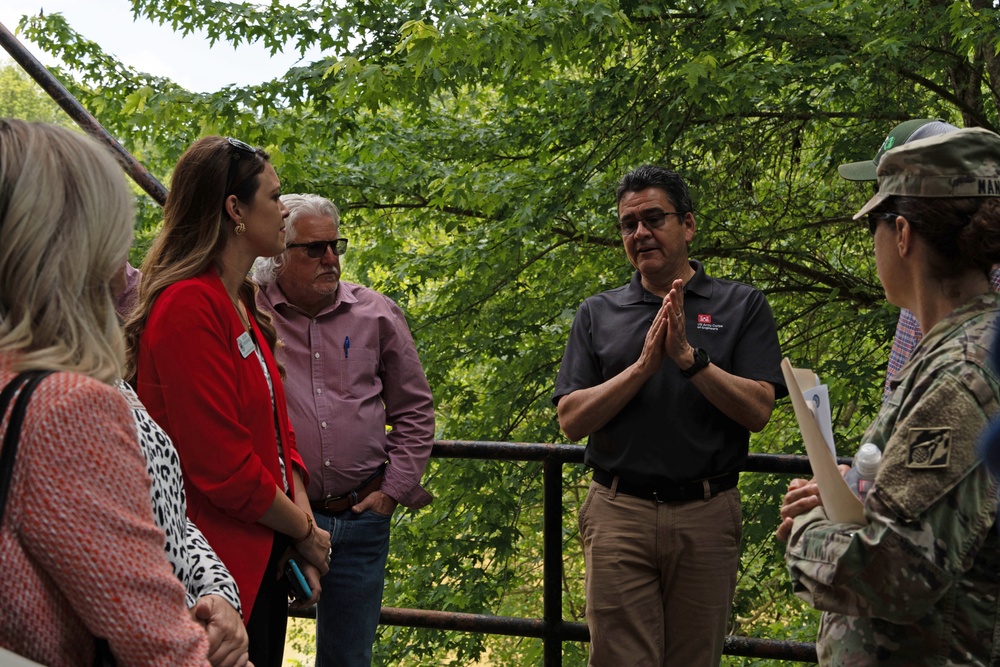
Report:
696,313,723,332
906,427,952,468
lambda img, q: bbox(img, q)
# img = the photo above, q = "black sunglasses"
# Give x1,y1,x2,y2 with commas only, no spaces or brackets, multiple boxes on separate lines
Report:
867,211,900,235
224,137,257,197
287,239,349,258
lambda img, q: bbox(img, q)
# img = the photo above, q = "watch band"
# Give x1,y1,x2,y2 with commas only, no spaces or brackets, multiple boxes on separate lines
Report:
681,347,710,379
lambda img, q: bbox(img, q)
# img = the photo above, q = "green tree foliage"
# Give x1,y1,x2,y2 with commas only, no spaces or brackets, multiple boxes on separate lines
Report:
0,59,73,126
10,0,1000,663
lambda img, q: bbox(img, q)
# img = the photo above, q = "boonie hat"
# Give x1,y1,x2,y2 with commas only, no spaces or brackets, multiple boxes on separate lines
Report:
853,127,1000,219
838,119,959,181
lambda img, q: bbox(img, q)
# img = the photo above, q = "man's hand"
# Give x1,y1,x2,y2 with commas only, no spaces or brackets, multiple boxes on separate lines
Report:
556,292,675,441
353,490,398,517
191,594,251,667
663,278,695,369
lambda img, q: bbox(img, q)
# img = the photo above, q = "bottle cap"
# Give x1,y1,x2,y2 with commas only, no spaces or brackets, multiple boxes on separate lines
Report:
856,442,882,477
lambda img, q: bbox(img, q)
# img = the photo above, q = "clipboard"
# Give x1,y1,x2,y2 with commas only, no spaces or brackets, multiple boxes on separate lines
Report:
781,358,866,525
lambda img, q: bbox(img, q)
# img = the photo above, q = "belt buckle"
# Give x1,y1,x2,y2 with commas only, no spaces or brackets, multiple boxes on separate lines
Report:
322,493,347,509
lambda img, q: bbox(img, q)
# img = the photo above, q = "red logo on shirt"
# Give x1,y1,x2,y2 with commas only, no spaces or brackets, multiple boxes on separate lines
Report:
697,314,712,324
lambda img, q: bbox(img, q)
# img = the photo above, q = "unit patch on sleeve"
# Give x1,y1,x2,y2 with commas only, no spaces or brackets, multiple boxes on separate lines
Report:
905,427,952,469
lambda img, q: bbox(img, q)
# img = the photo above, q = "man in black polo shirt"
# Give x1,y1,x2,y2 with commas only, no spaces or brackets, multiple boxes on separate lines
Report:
553,164,786,667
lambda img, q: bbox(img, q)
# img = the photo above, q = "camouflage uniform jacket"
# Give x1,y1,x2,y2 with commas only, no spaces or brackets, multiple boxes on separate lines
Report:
786,292,1000,666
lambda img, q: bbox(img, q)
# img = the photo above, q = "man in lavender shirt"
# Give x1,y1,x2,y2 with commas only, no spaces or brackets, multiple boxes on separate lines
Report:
254,194,435,667
836,119,1000,397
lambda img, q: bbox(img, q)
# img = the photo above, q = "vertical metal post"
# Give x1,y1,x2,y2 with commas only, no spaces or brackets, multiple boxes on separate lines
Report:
542,457,563,667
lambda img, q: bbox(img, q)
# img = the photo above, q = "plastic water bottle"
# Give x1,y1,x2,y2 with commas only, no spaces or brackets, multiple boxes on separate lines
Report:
845,442,882,501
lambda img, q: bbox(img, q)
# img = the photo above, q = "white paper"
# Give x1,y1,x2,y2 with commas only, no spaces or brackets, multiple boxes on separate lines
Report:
802,384,837,458
781,358,866,525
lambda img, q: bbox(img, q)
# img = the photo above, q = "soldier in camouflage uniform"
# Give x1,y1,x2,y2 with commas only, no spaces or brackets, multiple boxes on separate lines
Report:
779,127,1000,666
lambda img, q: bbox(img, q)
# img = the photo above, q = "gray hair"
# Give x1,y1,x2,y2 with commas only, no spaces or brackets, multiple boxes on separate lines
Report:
253,193,340,285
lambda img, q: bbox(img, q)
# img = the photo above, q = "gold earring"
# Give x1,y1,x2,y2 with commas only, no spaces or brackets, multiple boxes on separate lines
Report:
234,221,246,235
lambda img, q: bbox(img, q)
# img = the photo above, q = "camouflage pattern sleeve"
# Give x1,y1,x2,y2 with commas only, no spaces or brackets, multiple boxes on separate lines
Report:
788,370,997,619
785,342,1000,665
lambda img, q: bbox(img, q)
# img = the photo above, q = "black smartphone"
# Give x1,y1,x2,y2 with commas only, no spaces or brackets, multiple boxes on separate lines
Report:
285,558,313,601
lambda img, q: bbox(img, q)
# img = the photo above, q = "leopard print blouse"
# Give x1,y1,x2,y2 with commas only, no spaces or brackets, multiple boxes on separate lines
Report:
118,382,242,615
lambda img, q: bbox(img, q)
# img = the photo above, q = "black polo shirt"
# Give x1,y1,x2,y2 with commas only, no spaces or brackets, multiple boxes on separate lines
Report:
552,261,787,484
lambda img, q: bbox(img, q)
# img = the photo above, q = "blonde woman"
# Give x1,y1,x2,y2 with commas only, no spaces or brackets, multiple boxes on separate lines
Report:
124,137,330,667
0,119,210,666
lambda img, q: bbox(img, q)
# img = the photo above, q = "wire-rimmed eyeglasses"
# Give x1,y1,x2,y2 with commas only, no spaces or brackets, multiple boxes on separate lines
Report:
224,137,257,197
287,239,349,258
618,210,687,237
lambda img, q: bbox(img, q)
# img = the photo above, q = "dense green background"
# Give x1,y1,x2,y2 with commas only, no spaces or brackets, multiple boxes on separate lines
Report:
4,0,1000,663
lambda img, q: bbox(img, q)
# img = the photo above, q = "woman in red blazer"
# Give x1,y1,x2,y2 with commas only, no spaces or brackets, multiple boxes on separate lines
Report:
124,137,331,667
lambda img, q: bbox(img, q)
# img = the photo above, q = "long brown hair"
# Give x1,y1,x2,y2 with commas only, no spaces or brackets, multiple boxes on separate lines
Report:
123,136,280,383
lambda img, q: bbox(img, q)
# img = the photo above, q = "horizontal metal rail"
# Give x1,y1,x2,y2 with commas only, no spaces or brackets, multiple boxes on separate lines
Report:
293,440,820,664
293,606,820,663
0,28,821,662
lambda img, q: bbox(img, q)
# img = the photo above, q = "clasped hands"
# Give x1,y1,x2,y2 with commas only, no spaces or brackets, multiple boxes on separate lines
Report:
191,594,252,667
638,279,697,375
281,518,331,609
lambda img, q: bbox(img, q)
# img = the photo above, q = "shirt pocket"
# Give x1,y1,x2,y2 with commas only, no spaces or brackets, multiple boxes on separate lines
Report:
339,346,379,400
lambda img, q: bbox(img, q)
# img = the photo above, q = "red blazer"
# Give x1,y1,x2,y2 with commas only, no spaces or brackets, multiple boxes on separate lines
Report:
136,269,306,617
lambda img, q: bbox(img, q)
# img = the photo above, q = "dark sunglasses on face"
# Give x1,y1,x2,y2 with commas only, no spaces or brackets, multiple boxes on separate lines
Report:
224,137,257,196
867,211,900,235
287,239,349,258
618,210,687,237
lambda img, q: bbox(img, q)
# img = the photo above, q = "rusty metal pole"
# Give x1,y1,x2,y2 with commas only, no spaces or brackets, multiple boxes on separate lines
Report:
0,21,168,206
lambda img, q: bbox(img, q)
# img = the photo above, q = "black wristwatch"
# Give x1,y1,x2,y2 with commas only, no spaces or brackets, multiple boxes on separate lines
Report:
680,347,710,379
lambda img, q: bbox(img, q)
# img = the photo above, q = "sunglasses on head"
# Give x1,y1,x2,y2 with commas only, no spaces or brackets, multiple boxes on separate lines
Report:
287,239,349,258
224,137,257,196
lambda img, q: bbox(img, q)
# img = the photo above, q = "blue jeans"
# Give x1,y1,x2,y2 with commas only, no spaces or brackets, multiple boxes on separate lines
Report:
313,508,392,667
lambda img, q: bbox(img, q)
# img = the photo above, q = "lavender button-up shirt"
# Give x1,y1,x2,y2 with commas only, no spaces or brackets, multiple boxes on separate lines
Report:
257,280,434,509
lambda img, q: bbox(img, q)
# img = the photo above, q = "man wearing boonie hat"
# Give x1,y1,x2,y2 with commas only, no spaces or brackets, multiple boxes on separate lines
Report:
782,126,1000,666
840,119,1000,397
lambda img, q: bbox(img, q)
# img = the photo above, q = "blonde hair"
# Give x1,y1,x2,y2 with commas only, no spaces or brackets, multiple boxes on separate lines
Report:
0,119,134,383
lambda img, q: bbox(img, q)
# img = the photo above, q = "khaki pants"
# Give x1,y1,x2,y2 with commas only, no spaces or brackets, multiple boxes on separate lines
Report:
579,480,742,667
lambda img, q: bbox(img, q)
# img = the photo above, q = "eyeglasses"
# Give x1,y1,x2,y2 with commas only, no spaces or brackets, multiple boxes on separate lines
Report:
224,137,257,196
867,211,899,235
287,238,349,258
618,210,687,237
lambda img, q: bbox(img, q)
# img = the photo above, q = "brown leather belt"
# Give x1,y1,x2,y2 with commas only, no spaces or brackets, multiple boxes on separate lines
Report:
310,470,385,514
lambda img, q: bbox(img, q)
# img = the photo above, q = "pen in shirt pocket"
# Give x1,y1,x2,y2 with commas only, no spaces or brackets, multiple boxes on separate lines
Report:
344,336,350,358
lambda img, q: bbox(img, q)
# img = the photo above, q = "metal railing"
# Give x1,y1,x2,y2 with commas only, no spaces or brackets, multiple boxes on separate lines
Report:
293,440,821,665
0,27,821,665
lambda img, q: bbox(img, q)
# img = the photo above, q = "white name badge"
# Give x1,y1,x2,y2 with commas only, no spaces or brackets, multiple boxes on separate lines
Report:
237,331,255,358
